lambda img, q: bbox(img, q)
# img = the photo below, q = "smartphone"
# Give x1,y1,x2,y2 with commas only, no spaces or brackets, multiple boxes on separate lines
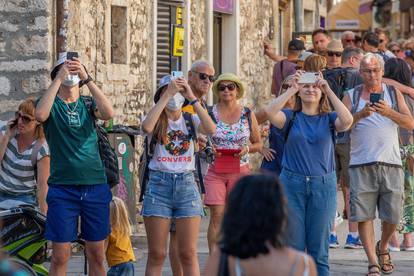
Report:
370,93,383,105
9,118,17,128
66,51,79,60
171,71,184,80
298,72,318,84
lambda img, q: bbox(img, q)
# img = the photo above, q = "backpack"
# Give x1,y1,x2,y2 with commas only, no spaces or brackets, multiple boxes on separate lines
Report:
350,84,399,114
31,138,46,182
138,112,205,202
82,96,120,188
323,68,363,100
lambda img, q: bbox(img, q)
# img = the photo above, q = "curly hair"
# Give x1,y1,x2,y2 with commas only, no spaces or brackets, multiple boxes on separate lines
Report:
219,174,288,259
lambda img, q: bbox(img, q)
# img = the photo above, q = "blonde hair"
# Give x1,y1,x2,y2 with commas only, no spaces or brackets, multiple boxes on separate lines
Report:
303,54,327,72
18,98,45,139
109,196,132,236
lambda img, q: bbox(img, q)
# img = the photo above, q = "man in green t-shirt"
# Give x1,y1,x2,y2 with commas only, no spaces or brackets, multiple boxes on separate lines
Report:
36,52,114,276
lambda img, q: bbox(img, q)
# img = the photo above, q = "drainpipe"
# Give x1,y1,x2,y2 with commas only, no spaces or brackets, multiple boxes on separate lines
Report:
294,0,303,32
56,0,69,53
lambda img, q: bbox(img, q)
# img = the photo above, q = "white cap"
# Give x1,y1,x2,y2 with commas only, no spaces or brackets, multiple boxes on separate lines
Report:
53,52,69,70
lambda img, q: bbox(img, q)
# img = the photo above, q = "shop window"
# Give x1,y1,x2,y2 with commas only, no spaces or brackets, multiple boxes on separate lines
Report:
111,5,127,64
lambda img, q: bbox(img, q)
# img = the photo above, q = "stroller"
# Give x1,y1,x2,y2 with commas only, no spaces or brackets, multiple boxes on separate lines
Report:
0,200,85,275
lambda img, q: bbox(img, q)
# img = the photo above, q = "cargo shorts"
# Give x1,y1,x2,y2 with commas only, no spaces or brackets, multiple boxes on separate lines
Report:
349,163,404,225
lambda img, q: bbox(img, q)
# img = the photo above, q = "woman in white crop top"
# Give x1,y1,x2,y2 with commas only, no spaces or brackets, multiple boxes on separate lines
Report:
141,75,216,276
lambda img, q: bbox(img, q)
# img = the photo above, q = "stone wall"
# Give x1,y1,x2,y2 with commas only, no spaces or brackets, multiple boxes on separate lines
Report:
190,0,208,61
66,0,154,126
0,0,53,119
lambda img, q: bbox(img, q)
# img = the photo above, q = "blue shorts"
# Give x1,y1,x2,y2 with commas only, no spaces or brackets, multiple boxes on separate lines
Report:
0,192,37,206
107,261,134,276
45,184,112,242
141,170,203,219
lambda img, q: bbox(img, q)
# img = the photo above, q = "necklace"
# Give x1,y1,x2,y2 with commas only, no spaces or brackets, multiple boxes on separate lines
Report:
65,99,79,115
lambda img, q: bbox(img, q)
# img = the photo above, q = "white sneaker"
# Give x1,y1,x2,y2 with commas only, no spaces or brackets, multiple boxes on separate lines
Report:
388,244,400,252
334,211,343,227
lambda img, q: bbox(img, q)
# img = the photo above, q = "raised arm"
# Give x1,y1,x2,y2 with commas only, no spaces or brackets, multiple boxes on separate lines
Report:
383,78,414,100
317,76,353,132
69,58,114,120
36,65,69,122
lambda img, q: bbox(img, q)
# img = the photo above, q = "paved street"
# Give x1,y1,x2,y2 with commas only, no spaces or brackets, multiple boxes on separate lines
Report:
62,192,414,275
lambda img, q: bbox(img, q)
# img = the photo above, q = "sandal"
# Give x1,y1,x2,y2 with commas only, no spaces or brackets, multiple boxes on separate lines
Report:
366,264,381,276
375,241,395,274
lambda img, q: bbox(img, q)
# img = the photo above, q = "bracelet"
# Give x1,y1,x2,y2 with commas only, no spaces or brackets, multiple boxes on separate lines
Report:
189,99,199,105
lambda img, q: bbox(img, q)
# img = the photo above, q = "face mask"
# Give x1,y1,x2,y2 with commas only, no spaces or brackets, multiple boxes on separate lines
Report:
166,93,185,111
62,74,81,87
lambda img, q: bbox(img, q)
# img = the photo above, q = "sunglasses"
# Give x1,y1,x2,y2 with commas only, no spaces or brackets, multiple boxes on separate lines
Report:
192,71,215,82
15,112,35,124
379,39,385,43
327,51,342,57
281,83,291,90
345,39,355,43
391,48,401,54
361,68,381,74
218,83,237,92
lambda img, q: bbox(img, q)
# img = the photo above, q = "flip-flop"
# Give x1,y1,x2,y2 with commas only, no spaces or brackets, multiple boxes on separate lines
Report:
375,241,395,274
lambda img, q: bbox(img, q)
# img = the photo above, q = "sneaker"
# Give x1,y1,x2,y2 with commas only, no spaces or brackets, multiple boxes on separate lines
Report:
334,211,343,227
329,234,340,248
344,234,363,249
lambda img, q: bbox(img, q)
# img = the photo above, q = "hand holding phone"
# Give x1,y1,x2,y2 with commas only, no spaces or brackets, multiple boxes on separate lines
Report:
369,93,383,106
171,71,184,80
298,72,318,84
66,51,79,60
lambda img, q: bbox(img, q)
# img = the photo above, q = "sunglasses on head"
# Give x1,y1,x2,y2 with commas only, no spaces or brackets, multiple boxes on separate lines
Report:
192,71,215,82
15,112,35,124
218,83,237,92
327,51,342,57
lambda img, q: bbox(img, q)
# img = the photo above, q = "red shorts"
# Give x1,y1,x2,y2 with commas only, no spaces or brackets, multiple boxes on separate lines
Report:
203,165,250,205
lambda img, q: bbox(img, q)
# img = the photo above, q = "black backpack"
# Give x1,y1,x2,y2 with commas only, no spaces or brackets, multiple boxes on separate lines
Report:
82,96,120,188
138,112,205,202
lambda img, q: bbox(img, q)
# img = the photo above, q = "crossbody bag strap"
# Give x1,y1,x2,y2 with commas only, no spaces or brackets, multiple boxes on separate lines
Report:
284,111,297,142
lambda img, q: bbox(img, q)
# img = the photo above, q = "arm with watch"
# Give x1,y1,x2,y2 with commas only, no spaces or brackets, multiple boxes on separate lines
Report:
71,58,114,120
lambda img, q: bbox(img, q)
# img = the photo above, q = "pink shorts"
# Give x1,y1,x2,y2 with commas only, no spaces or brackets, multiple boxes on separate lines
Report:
204,165,250,205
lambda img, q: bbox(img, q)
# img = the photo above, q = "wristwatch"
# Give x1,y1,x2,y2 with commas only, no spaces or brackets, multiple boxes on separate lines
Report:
81,75,93,86
189,99,199,105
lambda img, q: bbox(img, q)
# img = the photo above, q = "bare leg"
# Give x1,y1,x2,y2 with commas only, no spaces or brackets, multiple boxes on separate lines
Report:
49,242,71,276
144,217,171,276
175,217,201,276
358,220,377,265
169,231,183,276
85,240,106,276
207,205,225,253
379,221,398,271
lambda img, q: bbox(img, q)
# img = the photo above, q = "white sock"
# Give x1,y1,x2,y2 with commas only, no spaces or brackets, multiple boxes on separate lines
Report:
349,232,358,238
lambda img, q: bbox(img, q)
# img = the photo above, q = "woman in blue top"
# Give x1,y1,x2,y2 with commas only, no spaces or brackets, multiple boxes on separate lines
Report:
264,71,353,276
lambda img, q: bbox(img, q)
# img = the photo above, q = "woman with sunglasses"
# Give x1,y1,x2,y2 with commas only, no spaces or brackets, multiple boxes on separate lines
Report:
0,98,49,214
141,75,216,276
203,73,262,252
264,71,353,276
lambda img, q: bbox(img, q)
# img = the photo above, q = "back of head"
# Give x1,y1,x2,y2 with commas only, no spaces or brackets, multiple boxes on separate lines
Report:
303,54,327,72
110,196,132,236
342,47,364,64
384,58,412,86
362,31,379,48
220,174,287,259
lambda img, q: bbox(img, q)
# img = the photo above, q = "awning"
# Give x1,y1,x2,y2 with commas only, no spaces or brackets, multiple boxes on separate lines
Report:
327,0,372,31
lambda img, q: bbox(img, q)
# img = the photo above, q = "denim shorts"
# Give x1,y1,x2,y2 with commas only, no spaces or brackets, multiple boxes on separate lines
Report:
107,261,134,276
141,170,203,219
0,192,37,206
45,184,112,242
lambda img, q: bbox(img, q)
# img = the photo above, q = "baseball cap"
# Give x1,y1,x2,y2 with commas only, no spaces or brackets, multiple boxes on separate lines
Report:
288,39,306,51
154,75,173,103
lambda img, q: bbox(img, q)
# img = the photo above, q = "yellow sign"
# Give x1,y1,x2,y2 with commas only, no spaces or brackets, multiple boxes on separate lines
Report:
172,25,184,57
176,7,183,25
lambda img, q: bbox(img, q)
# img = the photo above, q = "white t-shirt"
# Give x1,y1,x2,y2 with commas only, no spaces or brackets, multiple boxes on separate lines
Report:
148,114,201,173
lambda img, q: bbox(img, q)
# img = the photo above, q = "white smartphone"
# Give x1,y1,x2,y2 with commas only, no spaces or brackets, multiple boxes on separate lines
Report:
171,71,184,79
298,72,318,84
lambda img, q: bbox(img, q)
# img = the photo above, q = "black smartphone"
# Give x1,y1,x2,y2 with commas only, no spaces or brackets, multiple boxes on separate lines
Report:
370,93,383,105
9,118,17,128
67,51,78,60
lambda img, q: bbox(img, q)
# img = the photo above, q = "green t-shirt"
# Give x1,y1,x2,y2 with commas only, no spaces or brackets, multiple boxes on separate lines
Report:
42,96,106,185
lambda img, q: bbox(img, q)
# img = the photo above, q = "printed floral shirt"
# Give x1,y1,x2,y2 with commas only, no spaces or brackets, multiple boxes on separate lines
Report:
211,105,251,165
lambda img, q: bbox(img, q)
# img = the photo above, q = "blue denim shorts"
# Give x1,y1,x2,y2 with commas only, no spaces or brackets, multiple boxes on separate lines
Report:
107,261,134,276
141,170,203,219
0,192,37,206
45,184,112,242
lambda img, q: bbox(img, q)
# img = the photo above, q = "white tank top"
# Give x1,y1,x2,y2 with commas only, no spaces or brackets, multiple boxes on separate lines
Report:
349,84,402,166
